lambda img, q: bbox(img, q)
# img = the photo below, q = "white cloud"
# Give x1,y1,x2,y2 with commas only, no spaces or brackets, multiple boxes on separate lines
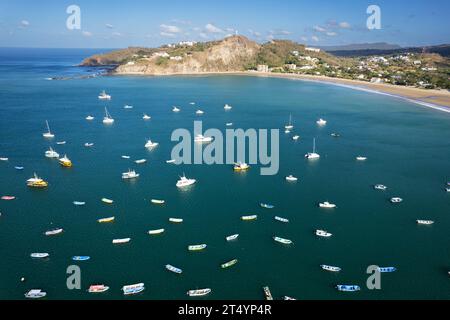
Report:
112,32,122,36
248,29,261,37
160,32,176,37
82,31,93,37
339,21,351,29
160,24,182,34
311,35,319,42
105,23,113,29
205,23,224,33
313,25,326,33
20,20,30,27
326,31,337,36
199,32,208,39
270,29,291,36
300,36,308,42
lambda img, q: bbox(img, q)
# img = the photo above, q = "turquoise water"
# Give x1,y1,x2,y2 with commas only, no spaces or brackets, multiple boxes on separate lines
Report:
0,49,449,300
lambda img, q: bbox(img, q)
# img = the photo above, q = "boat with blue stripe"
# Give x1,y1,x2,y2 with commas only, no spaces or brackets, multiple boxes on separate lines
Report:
260,203,274,209
72,256,90,261
377,267,396,273
336,285,360,292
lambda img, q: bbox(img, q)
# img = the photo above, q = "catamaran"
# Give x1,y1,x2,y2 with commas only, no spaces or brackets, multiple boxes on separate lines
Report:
187,288,211,297
417,220,434,225
122,283,144,295
145,139,159,148
188,244,207,251
194,134,213,143
142,113,151,120
42,120,55,138
226,234,239,241
316,229,332,238
30,253,49,259
273,236,293,245
176,175,196,188
165,264,183,274
284,114,294,130
224,104,232,110
102,107,114,124
98,90,111,100
221,259,238,269
234,162,250,171
319,201,336,208
305,138,320,159
88,285,110,293
316,118,327,126
26,173,48,188
45,147,59,158
320,265,341,272
45,228,63,236
58,154,72,167
25,289,47,299
122,169,139,179
285,175,298,182
148,228,165,235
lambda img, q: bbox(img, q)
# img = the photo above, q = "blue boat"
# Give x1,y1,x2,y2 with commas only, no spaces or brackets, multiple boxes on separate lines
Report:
72,256,90,261
336,285,360,292
378,267,396,273
14,166,24,170
260,203,274,209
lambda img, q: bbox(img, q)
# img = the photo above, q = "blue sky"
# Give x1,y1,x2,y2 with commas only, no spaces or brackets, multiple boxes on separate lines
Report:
0,0,449,48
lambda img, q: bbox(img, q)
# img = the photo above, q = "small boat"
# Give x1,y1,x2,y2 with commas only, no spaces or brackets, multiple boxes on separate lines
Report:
233,162,250,171
284,114,294,130
417,220,434,225
144,139,159,148
176,175,196,188
15,166,24,170
378,267,396,273
45,228,63,236
84,142,94,147
196,109,204,115
122,169,140,179
151,199,165,205
86,115,94,121
0,157,8,161
390,197,403,203
226,122,233,126
56,141,66,145
121,155,131,159
336,285,360,292
188,244,207,251
189,102,195,105
166,159,176,164
72,256,90,261
292,135,300,141
316,229,332,238
124,104,133,109
103,107,114,124
445,187,450,192
356,156,367,161
165,264,183,274
260,203,274,209
241,215,257,221
273,236,293,245
331,133,340,138
25,289,47,299
226,234,239,241
187,288,211,297
283,296,297,300
122,283,144,295
224,104,232,110
305,138,320,159
275,216,289,223
45,147,59,158
316,118,327,126
88,285,109,293
58,154,72,167
374,184,387,191
30,253,49,259
319,201,336,208
285,175,298,182
148,228,165,235
142,113,151,120
73,201,86,206
320,265,341,272
101,198,114,204
43,120,55,138
169,218,183,223
135,159,147,164
97,216,115,223
194,134,213,143
26,173,48,188
172,106,181,112
221,259,238,269
1,196,15,200
263,286,273,300
112,238,130,244
98,90,111,100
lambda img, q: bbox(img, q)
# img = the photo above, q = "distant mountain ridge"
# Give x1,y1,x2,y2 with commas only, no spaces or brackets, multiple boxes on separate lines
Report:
322,43,450,57
319,42,402,52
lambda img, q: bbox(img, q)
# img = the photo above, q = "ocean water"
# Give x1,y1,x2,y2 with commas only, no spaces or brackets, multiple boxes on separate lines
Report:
0,48,449,300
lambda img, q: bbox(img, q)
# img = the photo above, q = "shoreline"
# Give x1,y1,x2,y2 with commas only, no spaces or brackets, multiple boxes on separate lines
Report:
112,70,450,113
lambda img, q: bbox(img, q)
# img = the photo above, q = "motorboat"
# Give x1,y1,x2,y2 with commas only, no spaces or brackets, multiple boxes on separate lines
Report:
101,198,114,204
142,113,151,120
319,201,336,208
305,138,320,159
390,197,403,203
273,236,293,245
241,215,257,221
221,259,238,269
56,141,66,145
122,283,144,295
135,159,147,164
72,256,90,261
124,105,133,109
316,118,327,126
274,216,289,223
25,289,47,299
331,133,340,138
98,216,115,223
176,175,196,188
73,201,85,206
226,123,233,126
166,159,176,164
122,169,140,179
378,267,397,273
150,199,165,204
224,104,232,110
188,244,207,251
148,228,165,235
98,90,111,100
45,228,63,236
86,115,94,121
292,135,300,141
144,139,159,148
320,265,341,272
196,109,204,115
113,238,131,244
45,147,59,158
15,166,24,170
121,155,130,159
285,175,298,182
165,264,183,274
356,156,367,161
30,253,49,259
88,285,109,293
187,288,211,297
417,220,434,225
233,162,250,171
84,142,94,147
1,196,15,200
26,173,48,188
42,120,55,138
172,106,181,112
316,229,332,238
226,234,239,241
169,218,183,223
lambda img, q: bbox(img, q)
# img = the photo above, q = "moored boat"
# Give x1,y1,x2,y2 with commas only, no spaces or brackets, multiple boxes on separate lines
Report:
88,285,109,293
42,120,55,138
241,215,257,221
374,184,387,190
319,201,336,208
102,107,114,124
187,288,211,297
165,264,183,274
151,199,165,205
135,159,147,164
283,296,297,300
113,238,131,244
72,256,90,261
273,236,293,245
233,162,250,171
122,169,140,179
143,113,151,120
15,166,24,170
320,265,341,272
390,197,403,203
101,198,114,204
30,253,49,259
221,259,238,269
274,216,289,223
305,138,320,159
45,228,63,236
356,156,367,161
25,289,47,299
285,175,298,182
148,228,165,235
260,203,274,209
98,216,115,223
1,196,15,200
85,115,94,121
316,229,332,238
263,286,273,300
73,201,86,206
336,285,360,292
169,218,183,223
188,244,207,251
417,220,434,225
377,267,397,273
122,283,144,295
226,234,239,241
224,104,232,110
176,175,196,188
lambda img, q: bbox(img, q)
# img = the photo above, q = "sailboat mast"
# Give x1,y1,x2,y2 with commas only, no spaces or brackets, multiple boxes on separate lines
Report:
313,138,316,153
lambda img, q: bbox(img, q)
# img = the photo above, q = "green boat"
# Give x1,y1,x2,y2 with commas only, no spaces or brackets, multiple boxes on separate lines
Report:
221,259,238,269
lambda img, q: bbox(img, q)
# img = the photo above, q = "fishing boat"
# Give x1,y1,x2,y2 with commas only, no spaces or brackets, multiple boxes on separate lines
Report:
101,198,114,204
194,134,213,143
148,228,165,235
151,199,165,205
374,184,387,191
72,256,90,261
292,135,300,141
390,197,403,203
112,238,131,244
73,201,86,206
285,175,298,182
25,289,47,299
88,285,109,293
356,156,367,161
176,175,196,188
142,113,151,120
45,147,59,158
98,216,115,223
165,264,183,274
417,220,434,225
42,120,55,138
122,169,140,179
336,285,360,292
121,155,131,159
98,90,111,100
124,105,133,109
316,229,332,238
86,115,94,121
58,154,72,167
56,141,66,145
275,216,289,223
224,104,232,110
15,166,24,170
305,138,320,159
260,203,274,209
221,259,238,269
144,139,159,148
26,173,48,188
226,234,239,241
319,201,336,208
166,159,176,164
273,236,293,245
378,267,397,273
169,218,183,223
188,244,207,251
283,296,297,300
1,196,15,200
84,142,94,147
187,288,211,297
196,109,204,115
45,228,63,236
30,253,49,259
122,283,144,295
316,118,327,126
103,107,114,124
320,265,341,272
263,286,273,300
233,162,250,171
241,215,257,221
135,159,147,164
172,106,181,112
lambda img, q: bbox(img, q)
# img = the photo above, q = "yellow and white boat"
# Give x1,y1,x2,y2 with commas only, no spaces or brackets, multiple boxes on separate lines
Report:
233,162,250,171
151,199,165,205
98,216,115,223
58,154,72,167
26,173,48,188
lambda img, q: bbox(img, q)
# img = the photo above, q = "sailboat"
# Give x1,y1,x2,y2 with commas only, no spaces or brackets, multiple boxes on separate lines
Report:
285,114,294,130
305,138,320,159
102,107,114,124
42,120,55,138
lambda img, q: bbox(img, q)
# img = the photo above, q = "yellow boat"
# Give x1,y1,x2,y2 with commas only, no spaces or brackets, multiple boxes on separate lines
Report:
98,216,115,223
59,154,72,167
26,173,48,188
233,162,250,171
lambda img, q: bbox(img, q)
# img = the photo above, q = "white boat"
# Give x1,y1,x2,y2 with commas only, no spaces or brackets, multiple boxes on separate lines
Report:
263,286,273,300
176,175,196,188
284,129,291,134
144,139,159,148
113,238,130,244
417,220,434,225
319,201,336,208
84,142,94,147
148,228,165,235
233,162,250,171
316,118,327,126
25,289,47,299
292,135,300,141
283,296,297,300
124,104,133,109
172,106,181,112
316,229,333,238
196,109,204,115
86,115,94,121
390,197,403,203
275,216,289,223
97,216,115,223
122,283,144,295
101,198,114,204
142,113,151,120
194,134,213,143
42,120,55,138
88,285,110,293
187,288,211,297
0,157,8,161
122,169,139,179
73,201,86,206
305,138,320,159
45,147,59,158
320,265,341,272
241,215,257,221
226,123,233,126
30,253,49,259
102,107,114,124
151,199,165,204
188,244,207,251
285,175,298,182
165,264,183,274
446,187,450,192
189,102,195,105
135,159,147,164
166,159,176,164
224,104,232,110
226,234,239,241
273,236,293,245
45,228,63,236
169,218,183,223
356,156,367,161
121,155,131,159
285,114,294,130
56,141,66,145
374,184,387,191
98,90,111,100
